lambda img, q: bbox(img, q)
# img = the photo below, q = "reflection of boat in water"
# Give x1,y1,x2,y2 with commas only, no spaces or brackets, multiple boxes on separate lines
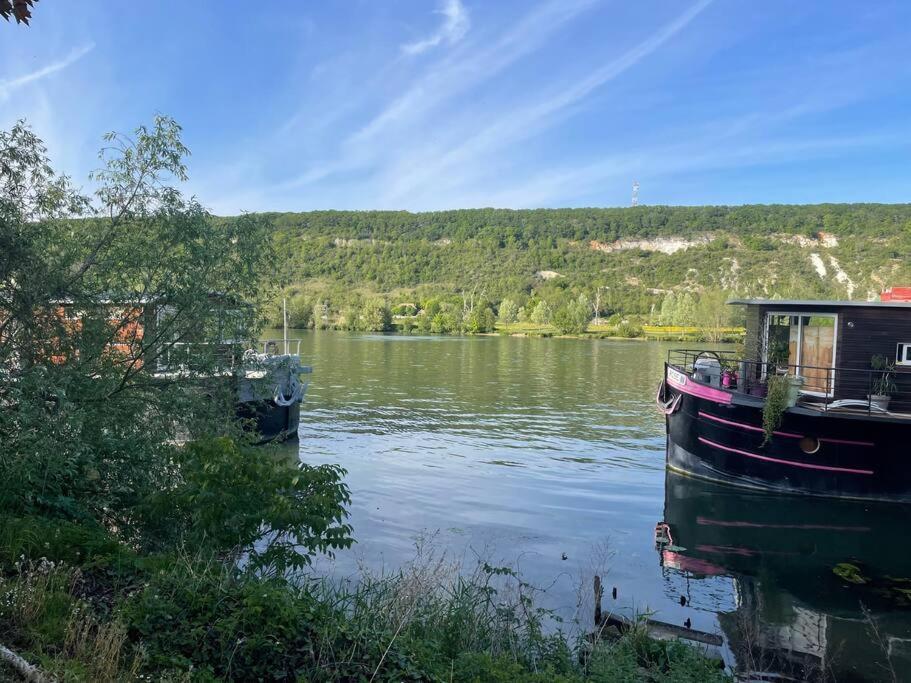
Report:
657,469,911,681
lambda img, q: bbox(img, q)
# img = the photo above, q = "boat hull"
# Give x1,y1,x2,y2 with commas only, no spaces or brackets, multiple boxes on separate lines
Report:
237,398,300,441
663,364,911,502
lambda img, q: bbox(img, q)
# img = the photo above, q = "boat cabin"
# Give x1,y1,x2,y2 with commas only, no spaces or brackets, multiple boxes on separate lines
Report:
733,298,911,412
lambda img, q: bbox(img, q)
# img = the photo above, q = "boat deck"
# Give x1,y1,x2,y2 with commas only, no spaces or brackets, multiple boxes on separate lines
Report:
667,349,911,421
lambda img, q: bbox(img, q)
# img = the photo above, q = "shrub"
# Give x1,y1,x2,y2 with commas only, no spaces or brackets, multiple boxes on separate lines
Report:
358,299,393,332
140,437,353,574
614,321,643,338
286,294,313,328
552,297,590,335
465,306,496,333
120,565,338,680
762,375,791,444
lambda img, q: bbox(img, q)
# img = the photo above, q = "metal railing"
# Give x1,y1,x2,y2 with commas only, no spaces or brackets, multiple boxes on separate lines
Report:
667,349,911,416
155,341,246,373
155,339,304,373
260,338,302,356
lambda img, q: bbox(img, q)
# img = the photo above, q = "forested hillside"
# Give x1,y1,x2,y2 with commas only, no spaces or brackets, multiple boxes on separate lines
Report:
233,205,911,333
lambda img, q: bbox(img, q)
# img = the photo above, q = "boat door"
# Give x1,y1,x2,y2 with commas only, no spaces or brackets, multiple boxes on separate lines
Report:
764,312,837,396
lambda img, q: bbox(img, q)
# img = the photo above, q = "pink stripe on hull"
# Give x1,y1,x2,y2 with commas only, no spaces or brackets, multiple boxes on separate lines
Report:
666,373,732,404
695,516,870,532
697,411,875,448
820,437,876,447
697,436,874,475
698,411,800,438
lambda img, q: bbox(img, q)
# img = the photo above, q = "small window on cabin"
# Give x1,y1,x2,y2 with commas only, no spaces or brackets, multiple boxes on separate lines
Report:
898,343,911,367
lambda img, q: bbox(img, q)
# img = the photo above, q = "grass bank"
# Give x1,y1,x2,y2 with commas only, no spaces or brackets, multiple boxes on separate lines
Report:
0,512,728,682
386,319,745,342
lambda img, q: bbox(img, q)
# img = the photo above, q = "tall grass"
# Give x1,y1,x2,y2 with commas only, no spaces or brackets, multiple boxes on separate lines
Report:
0,520,728,681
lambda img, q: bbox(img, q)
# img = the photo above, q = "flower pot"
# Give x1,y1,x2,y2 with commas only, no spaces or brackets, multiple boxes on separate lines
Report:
868,394,891,411
785,376,805,407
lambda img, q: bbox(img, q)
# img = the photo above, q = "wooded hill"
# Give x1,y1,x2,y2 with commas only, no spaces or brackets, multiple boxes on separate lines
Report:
231,204,911,331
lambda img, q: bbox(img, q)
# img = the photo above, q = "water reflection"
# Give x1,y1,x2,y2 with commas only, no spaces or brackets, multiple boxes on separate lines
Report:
658,469,911,681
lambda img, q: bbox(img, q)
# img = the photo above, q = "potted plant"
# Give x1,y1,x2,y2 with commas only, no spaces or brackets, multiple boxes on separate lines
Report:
762,375,790,444
761,374,806,444
869,354,896,411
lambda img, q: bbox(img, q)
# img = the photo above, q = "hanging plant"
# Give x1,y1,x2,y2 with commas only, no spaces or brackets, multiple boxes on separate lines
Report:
762,375,791,445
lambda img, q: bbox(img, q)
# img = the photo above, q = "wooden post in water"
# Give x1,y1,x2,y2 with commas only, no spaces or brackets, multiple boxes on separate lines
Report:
593,575,603,627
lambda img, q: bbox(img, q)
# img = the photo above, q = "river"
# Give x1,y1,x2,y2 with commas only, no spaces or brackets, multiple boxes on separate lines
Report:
270,330,911,681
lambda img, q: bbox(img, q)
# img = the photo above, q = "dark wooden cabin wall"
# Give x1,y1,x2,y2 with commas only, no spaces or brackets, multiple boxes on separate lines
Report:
751,304,911,404
743,306,762,360
836,307,911,405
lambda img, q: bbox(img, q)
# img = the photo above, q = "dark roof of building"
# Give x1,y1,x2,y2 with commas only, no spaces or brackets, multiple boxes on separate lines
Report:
727,298,911,309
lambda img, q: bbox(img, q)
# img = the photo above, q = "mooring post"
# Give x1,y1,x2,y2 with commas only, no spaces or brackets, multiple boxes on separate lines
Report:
593,575,603,626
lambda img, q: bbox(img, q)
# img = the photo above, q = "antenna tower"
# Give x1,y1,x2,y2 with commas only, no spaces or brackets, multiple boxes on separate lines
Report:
631,181,640,207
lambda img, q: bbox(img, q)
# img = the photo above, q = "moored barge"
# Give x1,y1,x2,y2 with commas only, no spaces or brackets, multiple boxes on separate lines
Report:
660,297,911,501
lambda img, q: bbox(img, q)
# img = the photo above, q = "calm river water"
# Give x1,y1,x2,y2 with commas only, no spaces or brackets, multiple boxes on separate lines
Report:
270,330,911,681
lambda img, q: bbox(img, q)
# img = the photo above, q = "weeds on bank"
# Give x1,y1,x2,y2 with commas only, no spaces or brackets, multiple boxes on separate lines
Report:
0,518,728,681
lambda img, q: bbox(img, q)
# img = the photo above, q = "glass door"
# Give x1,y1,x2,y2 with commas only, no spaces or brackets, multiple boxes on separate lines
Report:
800,316,835,394
764,312,837,396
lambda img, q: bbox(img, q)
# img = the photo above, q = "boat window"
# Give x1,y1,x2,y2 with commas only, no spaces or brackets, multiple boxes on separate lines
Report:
764,312,837,396
898,343,911,367
798,436,820,454
766,315,796,368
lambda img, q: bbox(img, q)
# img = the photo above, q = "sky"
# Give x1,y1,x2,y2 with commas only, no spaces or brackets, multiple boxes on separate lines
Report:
1,0,910,214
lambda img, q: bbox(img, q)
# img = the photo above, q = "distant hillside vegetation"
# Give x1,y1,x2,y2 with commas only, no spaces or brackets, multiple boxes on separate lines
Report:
224,205,911,332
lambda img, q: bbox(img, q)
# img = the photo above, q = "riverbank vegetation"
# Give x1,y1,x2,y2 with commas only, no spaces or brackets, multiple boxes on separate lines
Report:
270,288,744,342
0,119,728,680
254,205,911,340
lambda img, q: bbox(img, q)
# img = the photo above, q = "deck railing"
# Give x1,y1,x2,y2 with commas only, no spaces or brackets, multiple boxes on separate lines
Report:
667,349,911,415
155,339,304,373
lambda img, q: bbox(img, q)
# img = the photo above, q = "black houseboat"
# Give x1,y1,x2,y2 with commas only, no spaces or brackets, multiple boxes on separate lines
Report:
659,297,911,501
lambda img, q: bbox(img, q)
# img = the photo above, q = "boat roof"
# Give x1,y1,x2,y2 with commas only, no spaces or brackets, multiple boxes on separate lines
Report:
727,298,911,309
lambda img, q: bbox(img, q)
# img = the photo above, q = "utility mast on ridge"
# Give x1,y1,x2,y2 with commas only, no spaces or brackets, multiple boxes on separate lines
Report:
631,180,640,207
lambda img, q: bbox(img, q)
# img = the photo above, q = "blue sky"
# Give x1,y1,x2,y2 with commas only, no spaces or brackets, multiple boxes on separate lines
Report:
2,1,910,213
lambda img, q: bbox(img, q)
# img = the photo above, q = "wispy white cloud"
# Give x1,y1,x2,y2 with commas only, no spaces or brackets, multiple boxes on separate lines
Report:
401,0,470,56
0,43,95,101
269,0,599,194
356,0,596,145
193,0,910,214
379,0,714,204
465,133,895,209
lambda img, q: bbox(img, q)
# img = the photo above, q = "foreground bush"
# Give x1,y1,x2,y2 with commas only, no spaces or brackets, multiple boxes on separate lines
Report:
0,521,728,682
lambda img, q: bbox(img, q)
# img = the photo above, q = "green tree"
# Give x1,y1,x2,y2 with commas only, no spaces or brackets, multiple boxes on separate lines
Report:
498,298,519,324
358,298,393,331
312,300,329,329
530,300,552,325
0,118,352,562
465,306,496,333
659,292,677,325
415,311,433,334
287,294,312,328
552,296,590,335
676,292,697,326
430,304,460,333
693,288,731,342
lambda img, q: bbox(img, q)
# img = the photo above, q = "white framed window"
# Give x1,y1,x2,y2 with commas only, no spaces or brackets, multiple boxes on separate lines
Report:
898,343,911,366
763,311,838,397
